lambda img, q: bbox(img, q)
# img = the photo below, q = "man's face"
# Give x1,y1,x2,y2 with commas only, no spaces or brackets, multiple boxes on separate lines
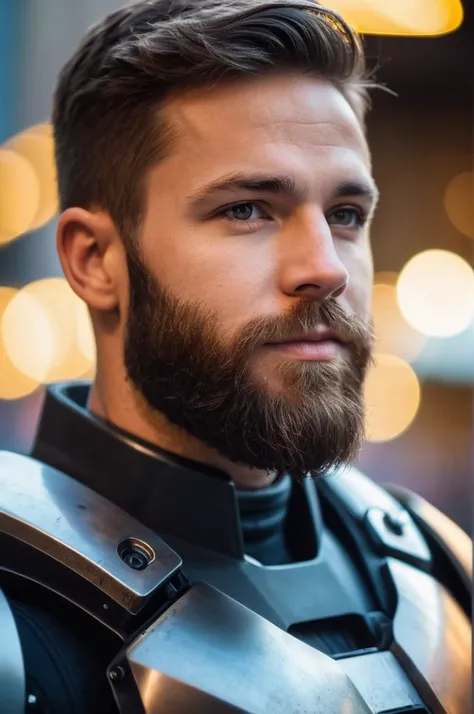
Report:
124,73,376,479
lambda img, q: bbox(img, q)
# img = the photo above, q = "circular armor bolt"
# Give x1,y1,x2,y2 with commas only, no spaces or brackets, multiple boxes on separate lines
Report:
118,538,154,570
383,511,406,536
109,666,125,683
122,547,149,570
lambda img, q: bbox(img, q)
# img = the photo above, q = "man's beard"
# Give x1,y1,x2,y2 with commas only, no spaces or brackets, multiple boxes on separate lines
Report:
124,250,373,480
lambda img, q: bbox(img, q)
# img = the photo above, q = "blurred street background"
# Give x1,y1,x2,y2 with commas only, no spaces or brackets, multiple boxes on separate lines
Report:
0,0,472,531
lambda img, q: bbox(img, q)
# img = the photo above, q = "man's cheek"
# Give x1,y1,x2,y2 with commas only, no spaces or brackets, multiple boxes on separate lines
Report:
346,265,373,320
339,283,371,324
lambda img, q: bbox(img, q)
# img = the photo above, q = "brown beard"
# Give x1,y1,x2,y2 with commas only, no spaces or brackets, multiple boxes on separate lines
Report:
124,249,373,479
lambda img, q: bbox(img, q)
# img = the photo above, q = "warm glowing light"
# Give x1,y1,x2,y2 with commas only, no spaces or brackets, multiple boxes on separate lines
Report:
0,149,41,245
78,363,97,380
374,271,398,287
397,250,474,338
372,284,426,362
365,354,421,442
0,289,16,317
2,279,95,384
325,0,463,36
2,288,57,382
25,123,54,137
444,171,474,240
5,126,58,231
0,287,40,400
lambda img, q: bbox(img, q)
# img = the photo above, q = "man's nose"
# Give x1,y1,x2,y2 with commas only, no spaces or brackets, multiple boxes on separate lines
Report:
278,210,349,300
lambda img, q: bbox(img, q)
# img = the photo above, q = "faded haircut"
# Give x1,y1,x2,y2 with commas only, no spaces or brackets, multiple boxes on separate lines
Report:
53,0,375,242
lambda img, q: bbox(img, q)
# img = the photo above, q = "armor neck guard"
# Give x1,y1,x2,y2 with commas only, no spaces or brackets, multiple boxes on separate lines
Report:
31,382,322,561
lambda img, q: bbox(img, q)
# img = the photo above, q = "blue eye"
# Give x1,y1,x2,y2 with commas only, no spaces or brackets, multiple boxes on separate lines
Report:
328,207,365,228
223,202,267,222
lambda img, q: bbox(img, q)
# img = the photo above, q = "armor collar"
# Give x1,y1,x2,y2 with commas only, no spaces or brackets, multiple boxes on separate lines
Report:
32,382,246,558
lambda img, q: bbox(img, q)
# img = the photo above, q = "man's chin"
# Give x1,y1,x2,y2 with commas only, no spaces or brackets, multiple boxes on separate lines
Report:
135,374,364,479
251,357,351,399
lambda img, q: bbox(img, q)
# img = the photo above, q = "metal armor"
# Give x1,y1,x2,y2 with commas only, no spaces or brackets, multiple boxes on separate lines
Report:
0,447,471,713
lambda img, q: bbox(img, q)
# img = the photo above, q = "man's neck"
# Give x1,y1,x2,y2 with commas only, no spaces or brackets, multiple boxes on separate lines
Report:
88,376,276,490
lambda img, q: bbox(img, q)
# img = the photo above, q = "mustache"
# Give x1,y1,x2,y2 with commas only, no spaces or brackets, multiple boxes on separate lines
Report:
237,298,374,356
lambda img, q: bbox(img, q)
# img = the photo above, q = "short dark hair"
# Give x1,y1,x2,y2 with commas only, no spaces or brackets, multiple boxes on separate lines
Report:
53,0,373,241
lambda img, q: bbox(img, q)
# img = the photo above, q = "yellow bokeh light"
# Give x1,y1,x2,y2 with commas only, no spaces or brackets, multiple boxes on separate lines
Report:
0,149,41,245
0,288,16,319
0,287,41,400
372,284,426,363
2,289,57,382
444,171,474,240
25,123,54,138
5,127,58,231
2,279,95,385
325,0,463,36
397,250,474,338
365,353,421,443
374,271,399,287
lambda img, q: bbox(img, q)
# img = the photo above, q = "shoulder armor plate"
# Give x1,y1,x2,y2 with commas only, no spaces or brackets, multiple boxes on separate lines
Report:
0,450,183,633
109,581,373,714
318,466,432,569
386,483,472,593
317,466,472,714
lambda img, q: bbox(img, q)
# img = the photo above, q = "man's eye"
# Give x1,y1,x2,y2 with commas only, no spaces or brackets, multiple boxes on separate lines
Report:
327,207,365,228
222,202,268,222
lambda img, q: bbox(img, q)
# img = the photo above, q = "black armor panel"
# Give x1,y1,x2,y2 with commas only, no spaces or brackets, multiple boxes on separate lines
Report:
0,588,24,714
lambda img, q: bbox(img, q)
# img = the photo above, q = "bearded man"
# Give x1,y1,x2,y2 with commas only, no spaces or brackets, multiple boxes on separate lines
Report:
0,1,470,713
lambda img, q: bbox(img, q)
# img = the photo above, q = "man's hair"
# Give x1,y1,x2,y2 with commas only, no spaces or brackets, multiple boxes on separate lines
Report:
53,0,374,241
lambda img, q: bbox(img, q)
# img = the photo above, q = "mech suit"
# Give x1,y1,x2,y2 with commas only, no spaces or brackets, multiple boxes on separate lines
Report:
0,382,471,713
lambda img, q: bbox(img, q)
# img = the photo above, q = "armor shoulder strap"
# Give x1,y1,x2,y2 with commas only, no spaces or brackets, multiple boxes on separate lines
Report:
0,450,186,637
318,467,472,713
317,465,432,572
385,482,472,613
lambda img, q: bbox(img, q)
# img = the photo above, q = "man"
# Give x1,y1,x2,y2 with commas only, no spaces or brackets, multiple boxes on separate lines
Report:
56,1,376,486
0,1,470,713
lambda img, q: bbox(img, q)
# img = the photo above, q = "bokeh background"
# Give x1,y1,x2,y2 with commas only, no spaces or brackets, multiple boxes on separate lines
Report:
0,0,472,531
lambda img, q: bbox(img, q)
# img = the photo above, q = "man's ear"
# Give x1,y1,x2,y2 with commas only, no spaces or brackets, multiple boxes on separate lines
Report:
57,208,126,312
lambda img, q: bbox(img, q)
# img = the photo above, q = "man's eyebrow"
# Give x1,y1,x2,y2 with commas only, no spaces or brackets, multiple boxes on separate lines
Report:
334,179,380,206
186,172,379,207
186,173,300,207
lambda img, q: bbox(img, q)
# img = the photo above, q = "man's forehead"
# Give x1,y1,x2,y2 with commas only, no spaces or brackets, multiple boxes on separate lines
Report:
164,73,368,156
156,125,373,203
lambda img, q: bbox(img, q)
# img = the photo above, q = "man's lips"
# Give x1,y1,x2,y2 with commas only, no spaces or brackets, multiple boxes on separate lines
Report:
265,329,348,346
264,329,350,361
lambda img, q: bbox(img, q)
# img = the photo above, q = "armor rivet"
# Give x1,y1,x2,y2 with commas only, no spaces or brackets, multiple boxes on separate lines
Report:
109,665,125,683
118,538,154,570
